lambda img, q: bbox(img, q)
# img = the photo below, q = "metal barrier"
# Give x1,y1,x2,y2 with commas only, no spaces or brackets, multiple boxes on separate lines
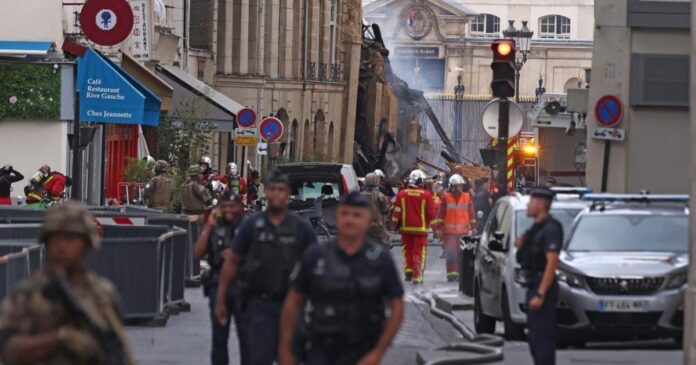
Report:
0,246,43,299
146,215,203,284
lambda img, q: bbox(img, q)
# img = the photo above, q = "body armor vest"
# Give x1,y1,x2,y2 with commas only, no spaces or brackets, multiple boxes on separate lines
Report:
516,218,561,272
207,223,235,282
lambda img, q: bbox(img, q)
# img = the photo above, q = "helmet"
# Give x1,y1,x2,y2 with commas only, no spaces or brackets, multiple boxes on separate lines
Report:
408,169,427,187
39,164,51,176
449,174,465,186
374,169,385,179
364,172,379,187
227,162,238,175
39,202,99,248
154,160,169,174
188,164,202,176
200,156,212,165
143,155,155,164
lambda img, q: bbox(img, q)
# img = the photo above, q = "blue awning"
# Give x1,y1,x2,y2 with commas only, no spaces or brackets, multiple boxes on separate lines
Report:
0,41,54,56
77,48,161,126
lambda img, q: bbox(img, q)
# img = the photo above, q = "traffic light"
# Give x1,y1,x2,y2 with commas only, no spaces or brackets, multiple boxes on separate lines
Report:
490,39,516,98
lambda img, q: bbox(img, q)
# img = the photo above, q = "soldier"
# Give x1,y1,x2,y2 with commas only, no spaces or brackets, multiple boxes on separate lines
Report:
515,187,563,365
278,191,405,365
214,171,318,365
0,202,136,365
180,165,213,215
143,160,175,211
361,172,391,246
194,191,245,365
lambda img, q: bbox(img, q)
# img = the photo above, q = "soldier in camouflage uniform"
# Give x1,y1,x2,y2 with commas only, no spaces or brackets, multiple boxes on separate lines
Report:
180,165,213,215
362,172,391,246
143,160,175,211
0,202,136,365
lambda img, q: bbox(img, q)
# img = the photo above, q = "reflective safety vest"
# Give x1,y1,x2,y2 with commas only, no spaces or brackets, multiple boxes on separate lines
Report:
392,187,436,236
442,192,473,234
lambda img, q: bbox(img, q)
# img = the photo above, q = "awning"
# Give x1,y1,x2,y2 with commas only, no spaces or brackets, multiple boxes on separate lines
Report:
155,64,243,132
0,41,54,56
77,48,161,126
120,52,173,111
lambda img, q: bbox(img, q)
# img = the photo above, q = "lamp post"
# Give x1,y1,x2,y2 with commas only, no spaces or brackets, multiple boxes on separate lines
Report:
453,72,465,154
503,20,534,103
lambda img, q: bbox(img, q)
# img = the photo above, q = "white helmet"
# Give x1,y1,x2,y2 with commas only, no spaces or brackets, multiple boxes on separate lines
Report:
374,169,385,179
408,169,427,186
200,156,212,165
227,162,238,175
449,174,465,186
143,155,155,164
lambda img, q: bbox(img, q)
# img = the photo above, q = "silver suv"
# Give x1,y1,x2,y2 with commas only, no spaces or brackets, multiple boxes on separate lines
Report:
474,188,589,340
557,194,688,346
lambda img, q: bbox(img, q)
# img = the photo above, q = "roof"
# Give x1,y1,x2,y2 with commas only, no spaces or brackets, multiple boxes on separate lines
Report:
504,193,589,210
0,41,54,56
363,0,475,16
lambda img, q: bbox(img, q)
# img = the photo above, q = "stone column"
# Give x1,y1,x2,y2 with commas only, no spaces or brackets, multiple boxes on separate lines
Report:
338,0,362,163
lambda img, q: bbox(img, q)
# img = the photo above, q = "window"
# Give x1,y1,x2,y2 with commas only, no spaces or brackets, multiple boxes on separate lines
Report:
470,14,500,37
539,15,571,39
330,0,339,64
189,0,213,49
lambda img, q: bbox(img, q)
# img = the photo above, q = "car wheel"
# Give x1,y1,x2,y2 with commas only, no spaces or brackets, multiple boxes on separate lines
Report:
474,283,496,334
502,289,526,341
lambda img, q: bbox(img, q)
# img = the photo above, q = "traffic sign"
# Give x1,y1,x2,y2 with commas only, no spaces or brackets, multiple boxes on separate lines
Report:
595,95,623,127
257,142,268,155
259,117,284,142
592,127,625,141
482,99,524,139
236,107,257,128
234,128,258,146
80,0,134,46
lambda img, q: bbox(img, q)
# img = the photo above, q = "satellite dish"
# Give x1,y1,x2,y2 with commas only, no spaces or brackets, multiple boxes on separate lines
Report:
545,101,562,115
482,99,525,139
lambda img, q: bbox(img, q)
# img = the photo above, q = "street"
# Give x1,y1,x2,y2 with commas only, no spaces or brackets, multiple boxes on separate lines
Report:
126,245,683,365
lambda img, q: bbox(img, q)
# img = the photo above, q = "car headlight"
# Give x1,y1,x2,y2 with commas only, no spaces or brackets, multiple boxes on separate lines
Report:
556,269,584,288
665,272,688,290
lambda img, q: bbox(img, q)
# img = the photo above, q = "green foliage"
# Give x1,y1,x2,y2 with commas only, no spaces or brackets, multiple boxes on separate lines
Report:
158,95,214,174
0,63,60,120
123,158,154,183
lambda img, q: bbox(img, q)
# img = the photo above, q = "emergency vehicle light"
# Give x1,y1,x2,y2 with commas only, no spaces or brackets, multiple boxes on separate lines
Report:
582,193,689,204
550,187,593,197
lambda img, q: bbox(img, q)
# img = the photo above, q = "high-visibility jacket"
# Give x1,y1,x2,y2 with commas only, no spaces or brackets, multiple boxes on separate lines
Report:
42,172,67,201
439,192,475,234
392,187,437,236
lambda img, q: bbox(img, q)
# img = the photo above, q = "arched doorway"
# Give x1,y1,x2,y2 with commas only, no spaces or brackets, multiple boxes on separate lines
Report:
313,110,326,160
564,77,582,92
289,119,299,160
302,119,311,161
327,122,335,161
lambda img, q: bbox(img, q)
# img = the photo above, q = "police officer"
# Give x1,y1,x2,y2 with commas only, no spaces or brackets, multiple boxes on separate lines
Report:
278,191,405,365
214,171,317,365
144,160,175,211
0,202,136,365
180,164,213,215
194,191,245,365
515,187,563,365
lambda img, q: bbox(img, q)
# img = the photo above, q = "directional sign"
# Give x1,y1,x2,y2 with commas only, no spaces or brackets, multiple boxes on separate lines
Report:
80,0,134,46
234,128,258,146
482,99,524,139
257,142,268,155
595,95,623,128
592,127,625,141
259,117,284,142
236,107,257,128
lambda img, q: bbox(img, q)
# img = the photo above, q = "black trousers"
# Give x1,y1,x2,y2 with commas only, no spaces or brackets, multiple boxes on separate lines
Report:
304,341,373,365
236,298,284,365
208,284,237,365
526,281,558,365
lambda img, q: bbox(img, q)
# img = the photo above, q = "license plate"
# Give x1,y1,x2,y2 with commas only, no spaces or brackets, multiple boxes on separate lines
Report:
598,300,649,312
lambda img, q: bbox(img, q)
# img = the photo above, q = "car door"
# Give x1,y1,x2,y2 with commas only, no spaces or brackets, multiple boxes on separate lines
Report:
490,203,512,315
479,200,506,308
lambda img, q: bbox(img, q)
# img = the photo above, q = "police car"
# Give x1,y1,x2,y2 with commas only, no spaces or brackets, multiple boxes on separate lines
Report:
474,188,590,340
557,193,688,346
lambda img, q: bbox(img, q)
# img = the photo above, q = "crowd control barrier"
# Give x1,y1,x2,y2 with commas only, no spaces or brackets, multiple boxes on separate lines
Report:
147,215,203,285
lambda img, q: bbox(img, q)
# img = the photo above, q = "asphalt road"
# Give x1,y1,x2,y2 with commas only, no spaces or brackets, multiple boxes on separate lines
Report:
125,244,684,365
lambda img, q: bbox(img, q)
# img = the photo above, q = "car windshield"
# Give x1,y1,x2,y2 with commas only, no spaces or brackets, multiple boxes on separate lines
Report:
291,181,340,202
567,214,688,253
516,209,581,235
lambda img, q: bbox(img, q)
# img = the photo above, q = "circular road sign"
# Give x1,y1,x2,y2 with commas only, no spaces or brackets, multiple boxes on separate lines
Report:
595,95,623,127
482,99,524,139
80,0,134,46
236,107,257,128
259,117,284,142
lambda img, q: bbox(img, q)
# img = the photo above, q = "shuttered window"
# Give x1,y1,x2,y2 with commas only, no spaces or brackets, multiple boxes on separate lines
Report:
189,0,213,50
630,54,689,107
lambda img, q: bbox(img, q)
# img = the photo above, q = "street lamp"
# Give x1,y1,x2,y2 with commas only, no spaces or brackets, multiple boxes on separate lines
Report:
502,20,534,102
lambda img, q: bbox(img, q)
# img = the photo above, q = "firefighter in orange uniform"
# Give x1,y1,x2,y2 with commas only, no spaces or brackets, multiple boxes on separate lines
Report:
392,169,437,285
438,174,476,282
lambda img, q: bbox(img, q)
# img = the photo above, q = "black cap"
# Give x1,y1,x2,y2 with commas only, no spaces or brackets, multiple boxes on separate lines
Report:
219,191,242,204
266,170,291,187
530,187,555,200
339,190,371,208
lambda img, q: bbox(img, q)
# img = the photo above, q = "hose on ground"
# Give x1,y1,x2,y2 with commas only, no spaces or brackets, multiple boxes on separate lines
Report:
415,291,504,365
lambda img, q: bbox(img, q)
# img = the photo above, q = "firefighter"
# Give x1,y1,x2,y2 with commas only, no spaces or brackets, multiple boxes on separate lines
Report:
221,163,248,199
143,160,175,211
33,165,71,204
200,156,213,181
438,174,476,282
392,169,437,285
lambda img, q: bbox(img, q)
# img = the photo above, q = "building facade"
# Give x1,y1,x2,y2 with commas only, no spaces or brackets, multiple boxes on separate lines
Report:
586,0,690,194
363,0,594,96
205,0,363,164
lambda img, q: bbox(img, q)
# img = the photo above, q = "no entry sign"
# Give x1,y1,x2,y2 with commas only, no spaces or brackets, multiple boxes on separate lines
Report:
80,0,134,46
259,117,284,142
595,95,623,128
236,107,257,128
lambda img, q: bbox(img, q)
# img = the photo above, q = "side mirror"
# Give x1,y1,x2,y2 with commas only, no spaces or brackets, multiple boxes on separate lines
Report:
493,231,505,241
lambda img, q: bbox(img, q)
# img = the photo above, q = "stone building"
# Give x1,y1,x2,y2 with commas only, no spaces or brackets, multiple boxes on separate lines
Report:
199,0,364,164
363,0,594,96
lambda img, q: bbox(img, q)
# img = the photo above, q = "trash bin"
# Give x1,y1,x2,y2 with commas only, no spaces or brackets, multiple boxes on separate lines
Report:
459,235,478,296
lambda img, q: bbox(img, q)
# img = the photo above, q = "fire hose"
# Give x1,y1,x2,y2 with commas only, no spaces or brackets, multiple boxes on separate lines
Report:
414,291,504,365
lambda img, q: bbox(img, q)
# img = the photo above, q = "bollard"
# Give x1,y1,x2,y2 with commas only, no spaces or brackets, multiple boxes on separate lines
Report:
459,235,479,296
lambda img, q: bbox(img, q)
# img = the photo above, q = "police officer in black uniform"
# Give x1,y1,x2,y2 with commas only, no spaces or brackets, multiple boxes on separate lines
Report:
515,187,563,365
214,171,318,365
194,191,245,365
278,191,405,365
